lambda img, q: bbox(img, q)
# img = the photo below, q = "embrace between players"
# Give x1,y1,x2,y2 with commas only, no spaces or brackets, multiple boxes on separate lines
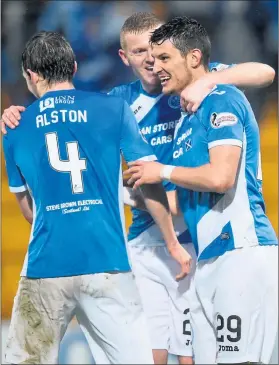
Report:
2,12,278,365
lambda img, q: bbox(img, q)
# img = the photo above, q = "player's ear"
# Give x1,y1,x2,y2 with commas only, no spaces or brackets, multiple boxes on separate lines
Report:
73,61,78,76
26,69,31,79
27,69,39,83
118,49,130,67
190,49,203,68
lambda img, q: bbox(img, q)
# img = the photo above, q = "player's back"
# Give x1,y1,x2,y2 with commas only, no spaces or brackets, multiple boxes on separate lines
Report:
5,89,131,278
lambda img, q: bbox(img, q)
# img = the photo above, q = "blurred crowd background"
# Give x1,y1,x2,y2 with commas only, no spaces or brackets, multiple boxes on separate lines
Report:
1,0,278,112
1,1,278,363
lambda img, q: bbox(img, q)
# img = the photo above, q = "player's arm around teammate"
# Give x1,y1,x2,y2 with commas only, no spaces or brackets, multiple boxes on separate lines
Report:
1,61,275,133
181,62,275,112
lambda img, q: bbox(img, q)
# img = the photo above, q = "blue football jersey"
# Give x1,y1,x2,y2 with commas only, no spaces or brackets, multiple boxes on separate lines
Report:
109,62,233,244
172,85,278,260
3,89,156,278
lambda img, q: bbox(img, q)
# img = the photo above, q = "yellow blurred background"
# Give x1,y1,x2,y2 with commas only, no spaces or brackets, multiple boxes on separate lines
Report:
1,99,278,318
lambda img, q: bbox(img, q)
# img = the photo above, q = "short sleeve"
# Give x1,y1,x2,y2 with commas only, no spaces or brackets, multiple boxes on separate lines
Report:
120,101,157,163
203,88,245,150
3,136,27,193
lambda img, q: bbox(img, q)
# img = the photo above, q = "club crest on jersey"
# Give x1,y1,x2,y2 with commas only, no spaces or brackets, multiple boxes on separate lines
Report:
210,112,238,129
39,97,55,112
168,95,180,109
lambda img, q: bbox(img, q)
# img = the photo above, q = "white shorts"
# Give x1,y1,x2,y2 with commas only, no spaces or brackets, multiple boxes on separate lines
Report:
128,239,197,357
190,245,278,364
5,272,154,364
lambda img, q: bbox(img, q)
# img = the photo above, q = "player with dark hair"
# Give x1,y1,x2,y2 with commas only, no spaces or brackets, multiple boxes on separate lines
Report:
126,16,278,365
3,30,192,365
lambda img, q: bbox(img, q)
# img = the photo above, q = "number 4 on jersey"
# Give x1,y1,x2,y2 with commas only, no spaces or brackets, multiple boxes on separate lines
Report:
45,132,87,194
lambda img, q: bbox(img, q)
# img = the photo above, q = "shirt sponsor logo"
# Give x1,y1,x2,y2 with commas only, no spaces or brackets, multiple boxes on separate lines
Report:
139,130,148,144
39,97,55,112
218,345,239,352
176,128,192,145
134,105,142,115
220,232,230,240
210,112,238,129
39,96,75,112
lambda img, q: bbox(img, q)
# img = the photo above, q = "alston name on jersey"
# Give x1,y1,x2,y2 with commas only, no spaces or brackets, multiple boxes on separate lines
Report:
36,110,87,128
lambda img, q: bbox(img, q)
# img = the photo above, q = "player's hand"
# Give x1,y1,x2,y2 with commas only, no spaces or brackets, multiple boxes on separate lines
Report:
124,161,163,189
180,77,215,113
168,243,192,281
1,105,25,134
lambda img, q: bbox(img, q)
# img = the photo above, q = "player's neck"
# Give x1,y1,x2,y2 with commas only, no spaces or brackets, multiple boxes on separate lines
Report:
189,67,209,85
37,82,75,98
141,81,162,96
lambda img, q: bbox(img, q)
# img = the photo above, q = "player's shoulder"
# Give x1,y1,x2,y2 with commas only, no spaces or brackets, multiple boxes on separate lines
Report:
108,79,141,102
6,98,39,138
74,89,127,111
204,84,247,107
21,98,40,117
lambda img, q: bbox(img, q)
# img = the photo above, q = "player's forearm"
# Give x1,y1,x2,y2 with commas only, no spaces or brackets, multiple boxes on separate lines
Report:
123,186,147,210
166,190,182,216
167,164,234,194
139,183,180,249
209,62,275,88
123,186,181,216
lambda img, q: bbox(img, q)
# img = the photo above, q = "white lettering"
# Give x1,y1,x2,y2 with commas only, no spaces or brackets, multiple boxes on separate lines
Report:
60,110,67,122
150,135,172,146
36,115,44,128
141,126,151,135
62,207,82,214
43,114,50,126
177,128,192,145
69,110,77,122
78,110,87,123
51,111,59,123
36,110,88,128
173,148,183,159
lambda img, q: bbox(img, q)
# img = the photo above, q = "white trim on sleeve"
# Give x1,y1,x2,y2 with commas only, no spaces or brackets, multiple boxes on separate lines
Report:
208,139,243,149
9,185,27,193
138,154,157,162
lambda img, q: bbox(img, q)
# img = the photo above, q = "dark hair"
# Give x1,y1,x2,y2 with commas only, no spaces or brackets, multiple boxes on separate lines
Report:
22,31,75,84
150,16,211,67
120,12,163,48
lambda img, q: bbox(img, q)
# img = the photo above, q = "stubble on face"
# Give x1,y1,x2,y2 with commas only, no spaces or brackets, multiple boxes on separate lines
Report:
151,40,193,96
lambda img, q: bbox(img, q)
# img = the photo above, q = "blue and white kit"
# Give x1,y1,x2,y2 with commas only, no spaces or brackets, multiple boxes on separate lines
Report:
4,88,157,364
172,84,278,364
3,89,156,279
109,63,234,356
